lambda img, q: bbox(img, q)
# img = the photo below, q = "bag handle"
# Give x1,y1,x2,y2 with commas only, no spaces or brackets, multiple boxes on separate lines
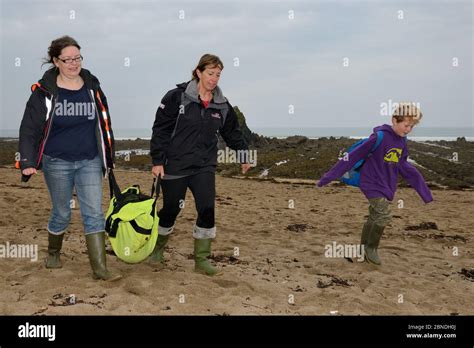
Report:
109,169,160,200
150,174,161,198
108,169,123,200
149,174,161,218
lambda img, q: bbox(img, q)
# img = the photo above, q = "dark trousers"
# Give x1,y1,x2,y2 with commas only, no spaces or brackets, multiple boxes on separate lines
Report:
158,171,216,230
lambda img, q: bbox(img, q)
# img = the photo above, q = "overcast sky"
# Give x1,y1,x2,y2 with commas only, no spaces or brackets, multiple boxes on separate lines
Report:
1,0,472,135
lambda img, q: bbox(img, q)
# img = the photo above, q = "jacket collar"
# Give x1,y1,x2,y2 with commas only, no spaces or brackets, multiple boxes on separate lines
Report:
37,68,100,96
179,79,227,104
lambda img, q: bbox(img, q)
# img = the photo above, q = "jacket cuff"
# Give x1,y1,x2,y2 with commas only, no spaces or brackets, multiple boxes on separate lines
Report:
422,195,434,204
19,161,37,170
152,158,165,166
317,178,329,187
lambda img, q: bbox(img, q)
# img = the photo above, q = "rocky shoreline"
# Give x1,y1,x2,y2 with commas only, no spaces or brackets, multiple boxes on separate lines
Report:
2,134,473,190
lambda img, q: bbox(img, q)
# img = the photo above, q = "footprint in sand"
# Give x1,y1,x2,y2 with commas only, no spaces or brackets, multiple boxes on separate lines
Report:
123,279,152,295
383,245,409,252
3,196,19,204
212,279,239,288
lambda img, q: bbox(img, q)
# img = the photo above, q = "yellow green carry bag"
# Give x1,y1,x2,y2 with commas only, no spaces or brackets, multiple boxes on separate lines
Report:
105,170,160,263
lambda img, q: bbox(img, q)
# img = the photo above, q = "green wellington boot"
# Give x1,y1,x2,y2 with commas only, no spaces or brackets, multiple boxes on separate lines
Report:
194,238,223,276
85,232,122,281
360,221,372,246
364,224,385,265
45,233,64,269
148,234,170,266
359,221,372,263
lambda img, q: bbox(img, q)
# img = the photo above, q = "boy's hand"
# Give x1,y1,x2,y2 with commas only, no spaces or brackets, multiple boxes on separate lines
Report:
241,163,251,174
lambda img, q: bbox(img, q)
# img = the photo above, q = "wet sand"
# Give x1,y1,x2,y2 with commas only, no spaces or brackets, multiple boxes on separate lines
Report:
0,167,473,315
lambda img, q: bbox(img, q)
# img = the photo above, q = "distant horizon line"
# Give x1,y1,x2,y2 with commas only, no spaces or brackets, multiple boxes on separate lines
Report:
2,126,473,130
2,126,472,139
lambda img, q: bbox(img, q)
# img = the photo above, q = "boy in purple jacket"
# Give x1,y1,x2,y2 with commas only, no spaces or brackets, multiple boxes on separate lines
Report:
317,103,433,265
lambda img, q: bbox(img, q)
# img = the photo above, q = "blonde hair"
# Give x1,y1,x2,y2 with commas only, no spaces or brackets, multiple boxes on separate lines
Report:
392,102,423,124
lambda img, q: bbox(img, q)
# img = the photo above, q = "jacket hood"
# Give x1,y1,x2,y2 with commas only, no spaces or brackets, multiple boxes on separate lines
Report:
36,68,100,95
177,80,227,104
373,124,405,139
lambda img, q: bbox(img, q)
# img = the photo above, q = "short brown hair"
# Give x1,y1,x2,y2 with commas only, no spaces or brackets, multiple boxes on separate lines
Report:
43,35,81,68
192,54,224,81
392,102,423,124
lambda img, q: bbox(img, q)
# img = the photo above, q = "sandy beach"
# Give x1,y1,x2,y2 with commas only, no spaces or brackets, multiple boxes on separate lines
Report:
0,166,473,315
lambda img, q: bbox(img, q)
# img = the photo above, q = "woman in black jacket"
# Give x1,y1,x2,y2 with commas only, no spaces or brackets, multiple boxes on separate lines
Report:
18,36,121,281
150,54,251,276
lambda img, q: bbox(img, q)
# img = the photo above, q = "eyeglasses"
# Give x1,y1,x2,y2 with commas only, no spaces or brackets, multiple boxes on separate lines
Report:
57,55,83,64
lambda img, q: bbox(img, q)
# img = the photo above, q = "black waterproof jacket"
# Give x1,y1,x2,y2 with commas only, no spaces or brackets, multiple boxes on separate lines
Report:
150,80,248,175
18,68,115,181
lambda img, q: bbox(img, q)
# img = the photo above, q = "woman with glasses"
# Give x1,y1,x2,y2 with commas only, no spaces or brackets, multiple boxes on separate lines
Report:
18,35,121,281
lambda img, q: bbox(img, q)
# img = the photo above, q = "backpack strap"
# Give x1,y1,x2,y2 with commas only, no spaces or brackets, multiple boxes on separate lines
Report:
219,104,229,128
362,131,384,163
107,217,121,237
129,220,153,235
171,92,193,139
107,217,153,238
371,131,384,152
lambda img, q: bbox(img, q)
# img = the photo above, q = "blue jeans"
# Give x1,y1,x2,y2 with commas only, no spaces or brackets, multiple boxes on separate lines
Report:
42,154,104,235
